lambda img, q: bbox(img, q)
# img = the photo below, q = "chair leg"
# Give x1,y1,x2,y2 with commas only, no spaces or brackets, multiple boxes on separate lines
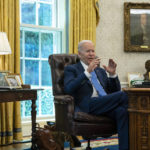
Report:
85,140,109,150
85,139,109,150
86,139,91,150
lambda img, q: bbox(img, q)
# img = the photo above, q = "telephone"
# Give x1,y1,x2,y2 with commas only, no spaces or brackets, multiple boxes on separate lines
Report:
131,79,150,88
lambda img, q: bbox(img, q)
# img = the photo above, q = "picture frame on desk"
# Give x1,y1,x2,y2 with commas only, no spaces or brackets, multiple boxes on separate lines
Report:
124,2,150,52
5,75,22,89
128,73,142,87
0,71,10,87
8,73,23,85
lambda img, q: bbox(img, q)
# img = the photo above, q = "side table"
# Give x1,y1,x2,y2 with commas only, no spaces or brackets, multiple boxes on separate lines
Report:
0,89,41,150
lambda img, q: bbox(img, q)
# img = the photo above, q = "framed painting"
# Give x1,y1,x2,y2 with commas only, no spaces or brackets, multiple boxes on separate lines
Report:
124,2,150,52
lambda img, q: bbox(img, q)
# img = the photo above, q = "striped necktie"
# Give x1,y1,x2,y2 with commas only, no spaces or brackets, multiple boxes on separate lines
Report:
91,71,107,96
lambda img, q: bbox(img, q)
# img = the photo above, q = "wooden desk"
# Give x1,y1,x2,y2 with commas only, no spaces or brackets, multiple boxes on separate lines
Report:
123,88,150,150
0,89,39,150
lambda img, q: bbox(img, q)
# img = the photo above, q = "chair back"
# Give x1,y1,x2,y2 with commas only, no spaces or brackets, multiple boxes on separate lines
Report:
48,54,79,96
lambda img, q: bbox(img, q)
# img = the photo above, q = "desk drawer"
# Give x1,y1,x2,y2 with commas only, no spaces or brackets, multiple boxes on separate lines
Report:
128,95,150,111
0,90,37,102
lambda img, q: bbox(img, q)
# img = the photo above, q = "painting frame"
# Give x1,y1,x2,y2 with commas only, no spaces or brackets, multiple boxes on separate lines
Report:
124,2,150,52
5,75,22,89
0,71,10,87
8,73,23,85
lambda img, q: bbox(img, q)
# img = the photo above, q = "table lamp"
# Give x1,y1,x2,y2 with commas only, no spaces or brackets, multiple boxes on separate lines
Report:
0,32,12,87
0,32,12,55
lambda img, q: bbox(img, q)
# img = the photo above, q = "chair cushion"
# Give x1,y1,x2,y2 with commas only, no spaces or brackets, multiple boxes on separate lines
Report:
74,111,115,124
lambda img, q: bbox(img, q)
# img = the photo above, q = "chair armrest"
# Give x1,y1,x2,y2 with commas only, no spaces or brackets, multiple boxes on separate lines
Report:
54,95,74,116
54,95,74,104
54,95,75,131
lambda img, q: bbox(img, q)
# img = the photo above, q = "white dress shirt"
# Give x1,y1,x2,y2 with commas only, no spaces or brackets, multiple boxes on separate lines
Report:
80,61,117,97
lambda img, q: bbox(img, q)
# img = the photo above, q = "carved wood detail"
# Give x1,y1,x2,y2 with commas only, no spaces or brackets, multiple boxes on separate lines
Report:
123,88,150,150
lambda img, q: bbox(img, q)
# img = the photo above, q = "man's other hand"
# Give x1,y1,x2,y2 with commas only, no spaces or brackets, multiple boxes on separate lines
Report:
103,59,117,75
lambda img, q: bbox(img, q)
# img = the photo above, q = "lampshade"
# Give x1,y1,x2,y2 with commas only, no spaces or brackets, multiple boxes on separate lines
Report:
0,32,12,55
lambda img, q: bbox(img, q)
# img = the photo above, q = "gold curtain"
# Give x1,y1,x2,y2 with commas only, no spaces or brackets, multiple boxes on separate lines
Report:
0,0,22,145
69,0,100,54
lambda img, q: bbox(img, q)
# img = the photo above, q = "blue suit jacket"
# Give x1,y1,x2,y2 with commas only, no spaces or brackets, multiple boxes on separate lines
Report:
64,62,121,113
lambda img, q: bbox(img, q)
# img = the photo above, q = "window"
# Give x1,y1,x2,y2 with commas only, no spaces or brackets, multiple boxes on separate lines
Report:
20,0,67,119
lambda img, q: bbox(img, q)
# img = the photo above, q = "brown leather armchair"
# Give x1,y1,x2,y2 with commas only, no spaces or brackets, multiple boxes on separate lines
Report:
48,54,117,150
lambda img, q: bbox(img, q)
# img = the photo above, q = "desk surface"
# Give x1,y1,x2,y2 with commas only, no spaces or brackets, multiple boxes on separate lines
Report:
0,88,42,91
123,87,150,92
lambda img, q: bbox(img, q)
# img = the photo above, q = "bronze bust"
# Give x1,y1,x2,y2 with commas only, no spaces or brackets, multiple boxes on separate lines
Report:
144,60,150,81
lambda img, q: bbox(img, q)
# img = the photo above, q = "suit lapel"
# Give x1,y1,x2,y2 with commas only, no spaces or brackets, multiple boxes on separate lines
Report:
77,62,85,72
77,62,91,85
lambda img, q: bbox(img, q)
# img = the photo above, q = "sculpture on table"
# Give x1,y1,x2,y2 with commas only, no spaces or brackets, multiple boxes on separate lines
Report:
144,60,150,81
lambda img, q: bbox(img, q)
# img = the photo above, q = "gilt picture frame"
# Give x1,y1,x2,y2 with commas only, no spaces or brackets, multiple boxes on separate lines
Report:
8,73,23,85
0,72,9,87
5,75,22,89
124,2,150,52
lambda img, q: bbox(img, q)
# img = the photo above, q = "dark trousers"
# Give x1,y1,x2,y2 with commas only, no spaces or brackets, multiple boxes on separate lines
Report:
89,91,128,150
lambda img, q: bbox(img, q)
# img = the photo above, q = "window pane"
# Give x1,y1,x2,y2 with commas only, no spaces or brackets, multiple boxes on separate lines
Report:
42,61,51,86
38,3,52,26
20,31,23,57
21,101,24,117
41,89,54,115
41,33,53,58
40,0,52,2
36,94,39,116
25,31,39,58
20,0,64,118
25,100,32,117
25,60,39,85
21,2,36,25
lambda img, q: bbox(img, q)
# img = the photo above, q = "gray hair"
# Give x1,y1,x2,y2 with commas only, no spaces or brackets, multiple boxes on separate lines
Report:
78,40,93,52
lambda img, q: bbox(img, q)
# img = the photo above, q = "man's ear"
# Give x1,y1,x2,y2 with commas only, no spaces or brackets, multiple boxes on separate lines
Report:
78,52,81,59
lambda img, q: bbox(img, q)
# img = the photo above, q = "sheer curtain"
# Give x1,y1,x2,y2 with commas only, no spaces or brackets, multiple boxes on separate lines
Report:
0,0,22,145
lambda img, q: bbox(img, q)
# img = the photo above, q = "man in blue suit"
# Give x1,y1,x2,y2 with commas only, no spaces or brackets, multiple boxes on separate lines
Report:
64,40,128,150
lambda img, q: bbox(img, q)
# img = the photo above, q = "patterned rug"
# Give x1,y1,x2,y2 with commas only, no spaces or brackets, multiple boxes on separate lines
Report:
80,136,119,150
24,136,119,150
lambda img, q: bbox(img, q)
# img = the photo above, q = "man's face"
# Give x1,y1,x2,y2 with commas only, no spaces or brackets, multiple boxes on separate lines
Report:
141,14,147,26
78,42,95,65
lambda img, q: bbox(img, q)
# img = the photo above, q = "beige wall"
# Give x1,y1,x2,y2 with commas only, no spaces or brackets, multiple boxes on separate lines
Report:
96,0,150,84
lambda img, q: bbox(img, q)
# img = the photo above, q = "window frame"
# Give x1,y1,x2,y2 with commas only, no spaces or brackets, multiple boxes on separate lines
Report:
20,0,67,122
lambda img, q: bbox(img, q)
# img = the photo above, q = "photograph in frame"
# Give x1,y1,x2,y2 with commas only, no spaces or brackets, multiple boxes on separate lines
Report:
8,73,23,85
5,75,22,89
0,71,10,87
124,2,150,52
128,73,143,87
